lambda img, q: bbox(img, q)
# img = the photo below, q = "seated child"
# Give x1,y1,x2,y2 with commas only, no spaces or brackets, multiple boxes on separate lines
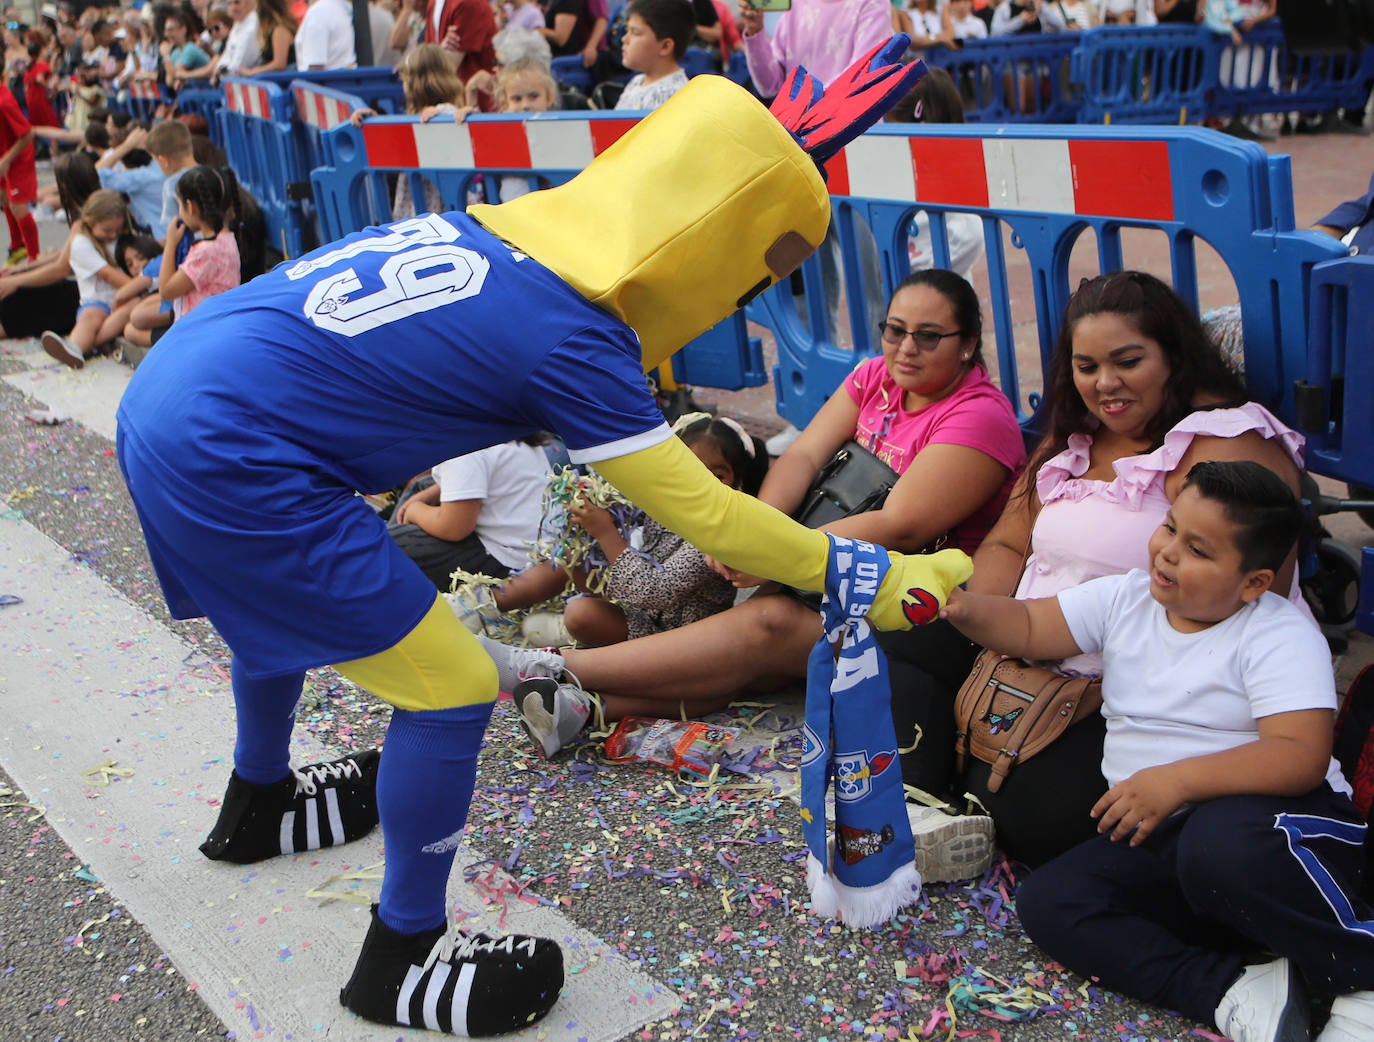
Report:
456,414,767,649
39,189,136,368
111,232,163,366
942,459,1374,1042
386,435,554,590
159,165,241,321
614,0,694,112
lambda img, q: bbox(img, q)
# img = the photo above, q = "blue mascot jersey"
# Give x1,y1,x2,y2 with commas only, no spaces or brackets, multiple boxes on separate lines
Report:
116,211,671,677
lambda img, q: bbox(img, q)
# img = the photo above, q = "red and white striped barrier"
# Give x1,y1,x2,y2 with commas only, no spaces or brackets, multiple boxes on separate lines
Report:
361,116,640,172
129,79,163,100
827,135,1175,221
224,80,275,120
294,85,354,130
357,118,1175,220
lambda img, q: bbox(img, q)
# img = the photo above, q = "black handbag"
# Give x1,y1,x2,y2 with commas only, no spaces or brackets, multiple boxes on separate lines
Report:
793,440,901,530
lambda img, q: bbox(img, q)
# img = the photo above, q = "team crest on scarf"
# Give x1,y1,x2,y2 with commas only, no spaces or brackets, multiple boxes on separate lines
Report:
833,749,898,801
801,535,923,928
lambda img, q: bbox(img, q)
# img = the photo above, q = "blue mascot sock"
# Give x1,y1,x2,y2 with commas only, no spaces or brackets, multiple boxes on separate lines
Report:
231,661,305,785
376,702,495,935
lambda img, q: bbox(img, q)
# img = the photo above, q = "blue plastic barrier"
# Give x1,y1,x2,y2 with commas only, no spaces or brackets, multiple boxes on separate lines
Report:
174,84,227,145
1298,255,1374,492
1071,25,1217,124
921,35,1082,123
260,66,407,114
1212,20,1374,119
220,77,310,257
123,78,170,122
287,80,369,254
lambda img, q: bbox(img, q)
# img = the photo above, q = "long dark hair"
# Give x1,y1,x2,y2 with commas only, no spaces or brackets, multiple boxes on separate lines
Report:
1026,270,1247,480
54,150,101,224
176,165,239,234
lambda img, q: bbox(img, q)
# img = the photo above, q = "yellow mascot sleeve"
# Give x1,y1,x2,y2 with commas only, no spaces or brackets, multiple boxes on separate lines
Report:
593,439,972,631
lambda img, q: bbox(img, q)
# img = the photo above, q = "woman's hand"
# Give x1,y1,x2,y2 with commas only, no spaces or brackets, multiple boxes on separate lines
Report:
736,0,763,37
1091,766,1187,845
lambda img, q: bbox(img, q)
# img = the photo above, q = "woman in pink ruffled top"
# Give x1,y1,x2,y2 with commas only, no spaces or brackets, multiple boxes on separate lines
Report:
959,271,1310,866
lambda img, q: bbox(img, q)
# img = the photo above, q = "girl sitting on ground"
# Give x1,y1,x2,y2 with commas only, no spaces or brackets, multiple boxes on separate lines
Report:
158,166,241,322
454,414,768,648
40,189,135,369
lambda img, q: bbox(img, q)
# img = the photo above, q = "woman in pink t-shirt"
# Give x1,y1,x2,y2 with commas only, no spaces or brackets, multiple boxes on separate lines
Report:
484,272,1028,796
159,166,242,323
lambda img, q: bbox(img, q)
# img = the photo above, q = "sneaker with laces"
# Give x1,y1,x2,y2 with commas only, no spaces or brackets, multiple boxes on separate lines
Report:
6,245,27,266
41,330,85,369
520,611,572,648
1215,959,1311,1042
445,584,502,635
514,677,592,757
1318,991,1374,1041
340,904,564,1036
475,633,565,693
199,749,382,863
906,804,996,883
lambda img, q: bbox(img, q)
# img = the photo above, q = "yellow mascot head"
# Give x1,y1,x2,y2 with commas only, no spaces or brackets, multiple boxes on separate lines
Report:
469,76,831,372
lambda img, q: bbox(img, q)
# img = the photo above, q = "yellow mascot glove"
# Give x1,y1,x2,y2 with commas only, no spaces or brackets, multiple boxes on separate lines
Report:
868,547,974,632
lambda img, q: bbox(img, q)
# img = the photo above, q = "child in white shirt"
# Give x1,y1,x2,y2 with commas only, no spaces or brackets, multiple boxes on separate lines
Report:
944,460,1374,1042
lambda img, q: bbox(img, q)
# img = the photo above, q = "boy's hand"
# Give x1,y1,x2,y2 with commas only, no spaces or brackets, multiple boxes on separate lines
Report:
1091,766,1188,845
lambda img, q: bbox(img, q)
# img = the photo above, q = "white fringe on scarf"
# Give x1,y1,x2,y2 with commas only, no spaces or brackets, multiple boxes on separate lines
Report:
806,848,924,929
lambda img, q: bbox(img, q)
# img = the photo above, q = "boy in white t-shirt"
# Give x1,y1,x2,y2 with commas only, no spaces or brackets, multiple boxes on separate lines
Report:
614,0,693,112
386,437,552,590
944,460,1374,1042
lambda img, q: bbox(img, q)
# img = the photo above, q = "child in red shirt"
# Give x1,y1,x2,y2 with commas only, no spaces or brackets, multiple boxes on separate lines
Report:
0,83,39,264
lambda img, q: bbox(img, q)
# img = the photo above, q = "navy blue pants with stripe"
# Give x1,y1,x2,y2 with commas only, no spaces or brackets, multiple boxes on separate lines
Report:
1016,786,1374,1025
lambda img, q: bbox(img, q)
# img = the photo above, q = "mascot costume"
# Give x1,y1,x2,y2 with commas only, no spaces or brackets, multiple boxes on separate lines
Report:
116,37,970,1037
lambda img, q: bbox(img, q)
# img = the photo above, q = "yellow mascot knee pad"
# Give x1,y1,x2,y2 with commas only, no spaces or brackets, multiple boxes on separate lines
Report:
334,595,498,712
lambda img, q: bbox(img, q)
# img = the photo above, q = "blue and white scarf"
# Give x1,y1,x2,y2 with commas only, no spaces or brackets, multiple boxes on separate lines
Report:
800,535,921,927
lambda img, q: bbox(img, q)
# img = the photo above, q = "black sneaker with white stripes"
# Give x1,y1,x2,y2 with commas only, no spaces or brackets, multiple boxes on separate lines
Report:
340,905,564,1036
199,750,382,863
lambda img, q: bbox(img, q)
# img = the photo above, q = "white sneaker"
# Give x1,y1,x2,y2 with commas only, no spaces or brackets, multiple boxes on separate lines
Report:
905,804,995,883
1215,959,1311,1042
41,330,85,369
765,423,801,457
445,583,502,635
475,633,565,693
1318,991,1374,1041
514,676,592,757
521,611,572,648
